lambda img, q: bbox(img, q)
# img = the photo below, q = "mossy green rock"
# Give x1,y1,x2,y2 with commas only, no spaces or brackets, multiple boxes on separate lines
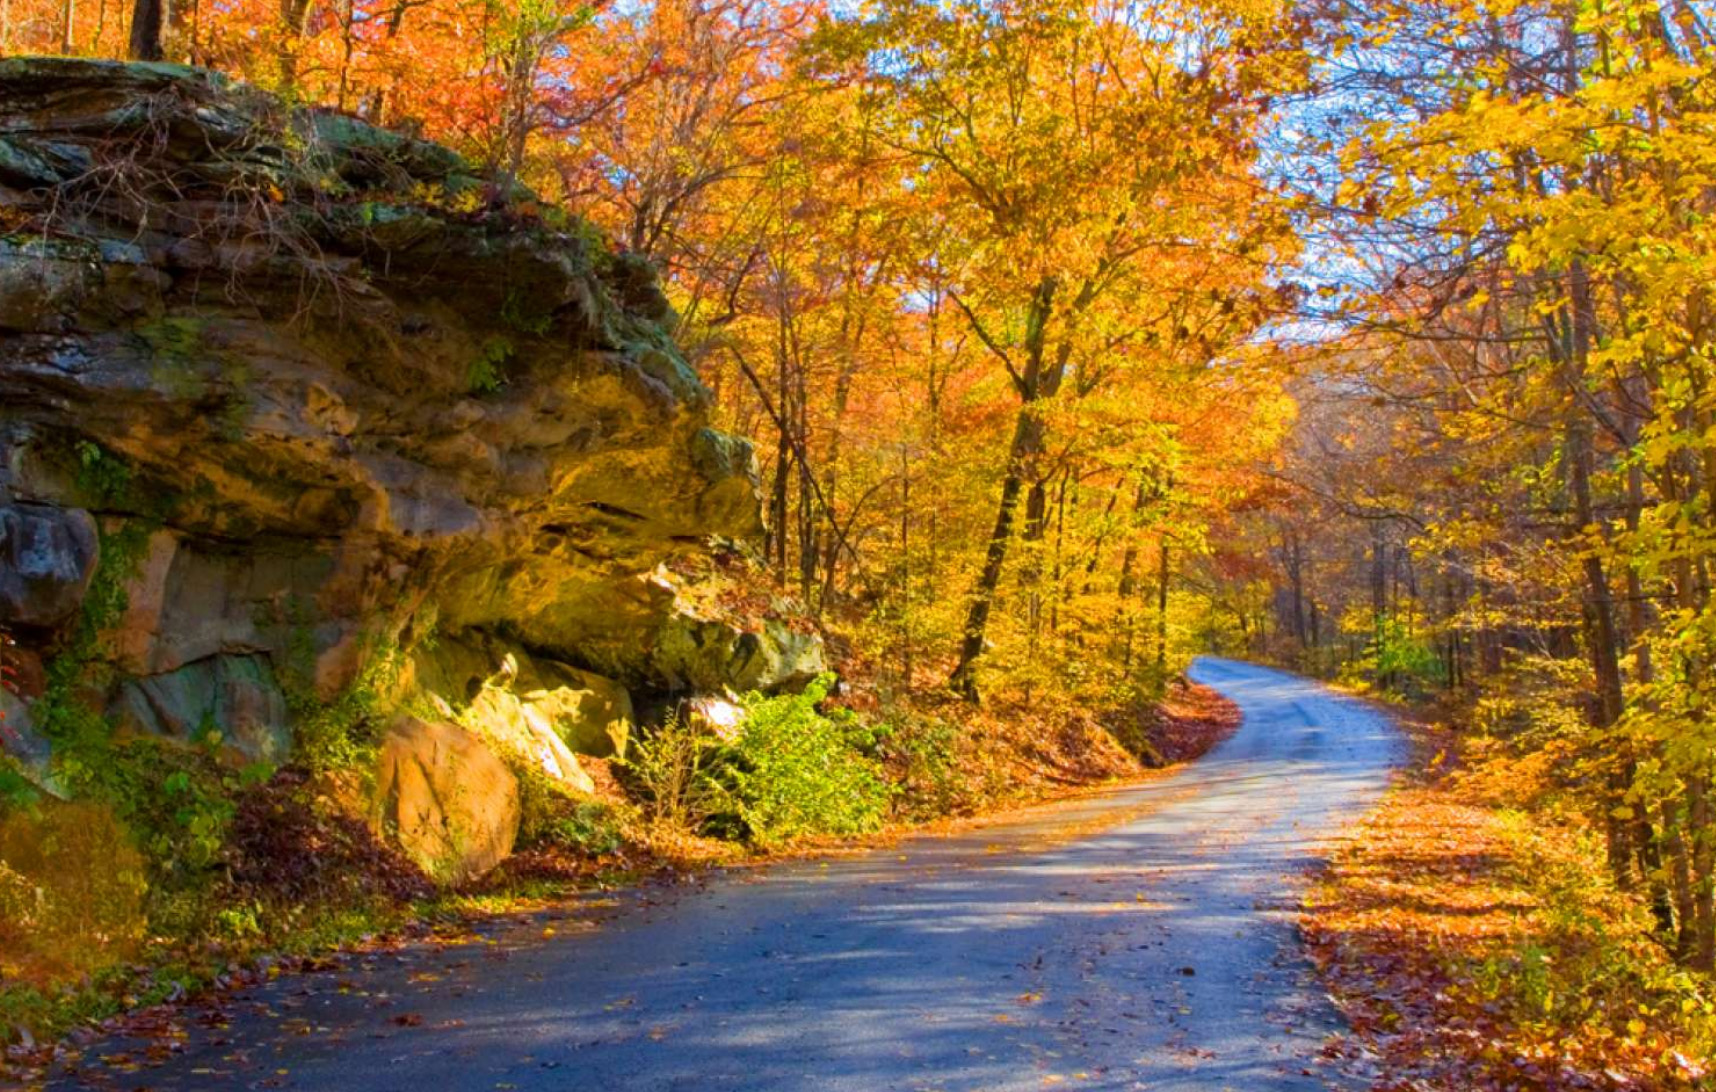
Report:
110,653,291,763
653,615,829,694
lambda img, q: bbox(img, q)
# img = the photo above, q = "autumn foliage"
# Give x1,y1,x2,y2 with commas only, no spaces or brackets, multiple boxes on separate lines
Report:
1200,0,1716,991
8,0,1716,1077
0,0,1305,720
1306,724,1715,1090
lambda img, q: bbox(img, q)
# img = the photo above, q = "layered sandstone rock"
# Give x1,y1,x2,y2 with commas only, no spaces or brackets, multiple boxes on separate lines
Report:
0,59,822,879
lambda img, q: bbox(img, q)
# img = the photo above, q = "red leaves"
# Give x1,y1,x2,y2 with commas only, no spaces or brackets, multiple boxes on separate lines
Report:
1146,683,1243,766
222,768,431,908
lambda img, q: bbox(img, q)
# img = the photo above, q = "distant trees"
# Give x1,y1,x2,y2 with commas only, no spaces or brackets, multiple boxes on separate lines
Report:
811,0,1304,700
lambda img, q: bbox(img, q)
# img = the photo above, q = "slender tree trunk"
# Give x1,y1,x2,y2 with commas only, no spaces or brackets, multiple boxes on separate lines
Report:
1116,479,1148,676
1665,795,1699,960
948,276,1059,701
1691,773,1716,970
276,0,314,87
1563,260,1630,884
821,356,858,607
1371,528,1390,689
769,427,791,581
129,0,174,59
335,0,357,112
1288,529,1307,645
1023,476,1050,636
1048,470,1070,636
504,39,539,187
950,410,1041,701
1154,536,1171,691
766,301,793,582
1620,452,1675,931
365,0,415,123
898,440,913,689
797,408,817,601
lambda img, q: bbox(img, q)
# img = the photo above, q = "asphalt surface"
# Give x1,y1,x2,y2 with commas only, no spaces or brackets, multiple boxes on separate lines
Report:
45,657,1399,1092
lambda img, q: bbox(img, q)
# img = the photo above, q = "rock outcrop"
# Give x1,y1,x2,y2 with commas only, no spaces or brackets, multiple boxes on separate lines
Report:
0,59,823,879
0,505,97,630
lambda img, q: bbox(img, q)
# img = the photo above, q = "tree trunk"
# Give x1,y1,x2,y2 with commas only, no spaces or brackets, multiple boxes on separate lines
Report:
1154,536,1171,691
947,275,1059,701
1022,475,1050,636
767,308,793,582
1691,772,1715,970
128,0,164,59
1288,528,1307,645
1563,260,1630,883
898,440,913,689
769,428,791,581
949,409,1041,701
275,0,315,87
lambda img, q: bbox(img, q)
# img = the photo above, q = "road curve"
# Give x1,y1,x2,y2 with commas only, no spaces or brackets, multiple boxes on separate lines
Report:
46,659,1399,1092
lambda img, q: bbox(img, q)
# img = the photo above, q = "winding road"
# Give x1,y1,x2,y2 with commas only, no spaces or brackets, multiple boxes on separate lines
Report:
47,658,1399,1092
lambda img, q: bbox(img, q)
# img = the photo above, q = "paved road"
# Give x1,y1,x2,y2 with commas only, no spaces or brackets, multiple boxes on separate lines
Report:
47,658,1398,1092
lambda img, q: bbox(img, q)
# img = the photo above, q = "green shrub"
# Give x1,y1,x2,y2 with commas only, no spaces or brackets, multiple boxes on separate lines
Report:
873,710,965,821
0,757,39,814
288,638,402,774
535,800,627,856
467,336,513,393
1468,810,1716,1053
56,739,272,928
1336,613,1446,697
709,675,890,847
621,709,722,830
508,754,623,857
619,677,891,846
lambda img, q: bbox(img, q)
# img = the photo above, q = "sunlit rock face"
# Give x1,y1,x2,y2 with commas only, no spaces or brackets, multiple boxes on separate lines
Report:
0,57,787,809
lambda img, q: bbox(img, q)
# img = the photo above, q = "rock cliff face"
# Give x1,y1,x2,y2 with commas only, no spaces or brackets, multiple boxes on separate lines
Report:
0,59,810,878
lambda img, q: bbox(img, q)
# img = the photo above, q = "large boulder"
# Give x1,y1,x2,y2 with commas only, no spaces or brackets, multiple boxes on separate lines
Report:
369,715,519,885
